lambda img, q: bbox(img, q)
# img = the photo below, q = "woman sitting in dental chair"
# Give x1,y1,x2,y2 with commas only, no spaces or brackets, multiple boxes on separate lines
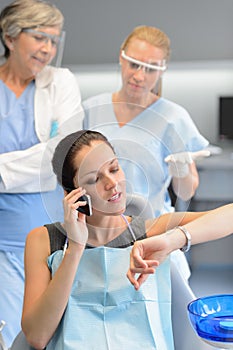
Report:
19,130,233,350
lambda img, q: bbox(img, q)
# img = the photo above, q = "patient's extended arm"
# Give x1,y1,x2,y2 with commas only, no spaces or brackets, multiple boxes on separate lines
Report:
127,203,233,290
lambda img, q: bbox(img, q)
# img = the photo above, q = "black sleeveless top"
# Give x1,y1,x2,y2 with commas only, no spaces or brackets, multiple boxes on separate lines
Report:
44,216,147,254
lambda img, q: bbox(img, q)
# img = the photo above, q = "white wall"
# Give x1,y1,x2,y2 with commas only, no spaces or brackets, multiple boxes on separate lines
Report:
71,60,233,143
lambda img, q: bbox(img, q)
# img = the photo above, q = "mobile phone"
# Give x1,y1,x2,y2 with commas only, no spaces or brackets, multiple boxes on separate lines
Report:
65,188,92,216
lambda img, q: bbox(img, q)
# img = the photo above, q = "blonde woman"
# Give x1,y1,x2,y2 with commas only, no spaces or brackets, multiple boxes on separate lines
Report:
83,25,209,217
83,25,209,294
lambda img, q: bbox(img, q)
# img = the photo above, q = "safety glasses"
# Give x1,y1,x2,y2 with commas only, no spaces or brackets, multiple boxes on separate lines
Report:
22,28,62,48
121,50,166,73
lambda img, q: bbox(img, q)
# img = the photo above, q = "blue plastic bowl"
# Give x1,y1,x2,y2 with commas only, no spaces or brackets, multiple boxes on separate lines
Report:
188,294,233,345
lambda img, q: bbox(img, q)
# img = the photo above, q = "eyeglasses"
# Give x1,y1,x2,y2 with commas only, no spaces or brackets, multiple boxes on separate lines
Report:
22,28,62,48
121,50,166,73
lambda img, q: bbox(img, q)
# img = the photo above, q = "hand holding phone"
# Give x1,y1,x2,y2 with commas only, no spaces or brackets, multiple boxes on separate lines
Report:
65,188,92,216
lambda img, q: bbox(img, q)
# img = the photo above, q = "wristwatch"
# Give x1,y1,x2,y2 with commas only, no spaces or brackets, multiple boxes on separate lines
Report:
176,226,192,253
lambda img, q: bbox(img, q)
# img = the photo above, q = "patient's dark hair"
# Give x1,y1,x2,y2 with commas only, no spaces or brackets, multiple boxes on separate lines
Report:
52,130,114,189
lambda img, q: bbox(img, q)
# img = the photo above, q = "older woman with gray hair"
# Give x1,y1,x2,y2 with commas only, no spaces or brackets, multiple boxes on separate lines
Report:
0,0,83,346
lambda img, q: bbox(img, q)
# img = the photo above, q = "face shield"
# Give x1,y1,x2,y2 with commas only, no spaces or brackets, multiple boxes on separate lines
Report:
21,28,66,67
121,50,166,73
54,30,66,67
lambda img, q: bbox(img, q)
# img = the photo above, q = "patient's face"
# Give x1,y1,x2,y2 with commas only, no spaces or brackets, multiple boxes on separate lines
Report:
73,141,126,216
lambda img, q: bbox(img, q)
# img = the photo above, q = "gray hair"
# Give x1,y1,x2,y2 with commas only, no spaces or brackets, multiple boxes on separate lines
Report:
0,0,64,57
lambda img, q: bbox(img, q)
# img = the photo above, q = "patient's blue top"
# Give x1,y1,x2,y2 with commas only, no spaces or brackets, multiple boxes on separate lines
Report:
45,218,173,350
83,93,209,216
